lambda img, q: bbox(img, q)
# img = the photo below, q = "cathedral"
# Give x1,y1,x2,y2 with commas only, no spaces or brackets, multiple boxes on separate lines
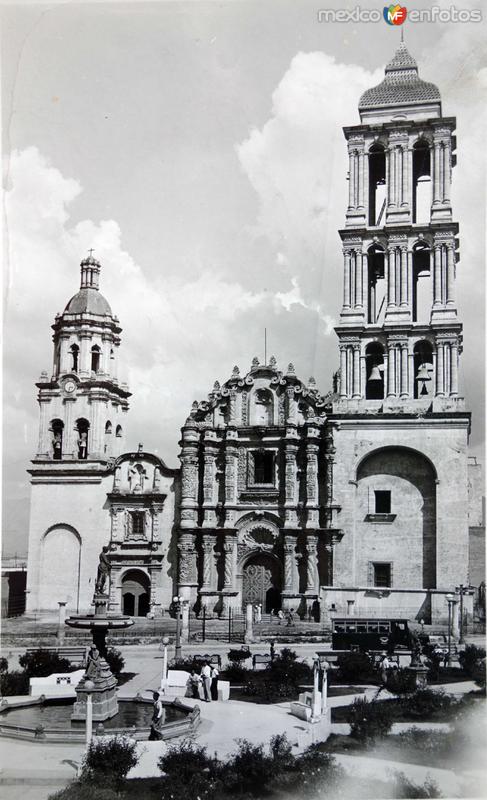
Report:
26,43,476,626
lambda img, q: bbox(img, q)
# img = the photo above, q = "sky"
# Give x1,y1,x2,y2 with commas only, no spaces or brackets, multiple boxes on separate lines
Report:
2,0,486,556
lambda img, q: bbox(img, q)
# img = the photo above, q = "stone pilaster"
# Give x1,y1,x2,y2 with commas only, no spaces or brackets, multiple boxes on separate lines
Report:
178,532,197,591
305,535,319,594
284,435,299,527
63,397,76,458
223,534,236,590
179,420,199,529
202,431,218,527
37,397,51,456
201,534,216,590
224,429,238,525
305,437,320,528
283,534,298,594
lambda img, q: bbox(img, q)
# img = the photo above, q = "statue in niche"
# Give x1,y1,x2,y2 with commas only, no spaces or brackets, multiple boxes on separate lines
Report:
94,546,111,594
52,432,62,460
128,463,146,492
254,389,273,425
78,432,88,460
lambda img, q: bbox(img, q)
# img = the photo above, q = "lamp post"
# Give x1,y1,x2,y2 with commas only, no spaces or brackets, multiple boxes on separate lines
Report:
173,596,183,662
455,584,473,645
84,679,95,747
269,636,276,662
446,593,455,667
161,635,170,690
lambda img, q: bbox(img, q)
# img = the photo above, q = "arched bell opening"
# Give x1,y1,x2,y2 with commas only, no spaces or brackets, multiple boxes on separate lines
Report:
75,418,90,459
365,343,385,399
413,340,434,399
412,241,432,323
412,139,431,224
367,244,386,324
368,144,386,226
51,419,64,460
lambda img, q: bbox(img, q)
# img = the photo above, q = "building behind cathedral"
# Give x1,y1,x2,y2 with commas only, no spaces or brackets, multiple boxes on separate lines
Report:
25,44,482,626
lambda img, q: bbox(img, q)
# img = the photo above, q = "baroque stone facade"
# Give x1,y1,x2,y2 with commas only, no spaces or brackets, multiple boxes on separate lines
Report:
26,43,479,625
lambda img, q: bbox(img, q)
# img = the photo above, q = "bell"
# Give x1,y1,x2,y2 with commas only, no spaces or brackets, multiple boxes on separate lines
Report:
368,365,382,383
416,363,432,382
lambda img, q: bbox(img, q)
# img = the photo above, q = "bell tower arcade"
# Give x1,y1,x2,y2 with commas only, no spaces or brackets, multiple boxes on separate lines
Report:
335,42,462,409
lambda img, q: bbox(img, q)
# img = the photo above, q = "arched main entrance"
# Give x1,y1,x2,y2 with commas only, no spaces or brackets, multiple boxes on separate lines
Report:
121,569,150,617
242,553,281,613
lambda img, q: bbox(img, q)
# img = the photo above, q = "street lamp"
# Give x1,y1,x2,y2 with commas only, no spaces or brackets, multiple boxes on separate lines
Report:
455,584,474,645
173,596,183,662
161,635,170,691
84,679,95,747
269,636,276,662
445,593,455,667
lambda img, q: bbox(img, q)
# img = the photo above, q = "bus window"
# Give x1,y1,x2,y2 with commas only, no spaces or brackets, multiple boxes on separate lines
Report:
368,622,379,632
346,622,357,632
335,622,345,632
378,622,389,633
357,623,367,633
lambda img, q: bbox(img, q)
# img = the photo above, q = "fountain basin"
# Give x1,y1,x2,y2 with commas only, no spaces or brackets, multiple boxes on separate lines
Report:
0,695,200,743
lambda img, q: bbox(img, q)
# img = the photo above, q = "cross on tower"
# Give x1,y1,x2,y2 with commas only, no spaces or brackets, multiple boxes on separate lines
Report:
88,248,95,258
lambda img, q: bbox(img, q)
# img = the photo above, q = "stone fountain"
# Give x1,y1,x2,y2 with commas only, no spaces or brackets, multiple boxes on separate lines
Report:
66,547,134,721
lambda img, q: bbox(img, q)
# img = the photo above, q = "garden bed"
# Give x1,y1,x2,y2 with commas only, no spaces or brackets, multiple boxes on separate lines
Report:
331,691,481,723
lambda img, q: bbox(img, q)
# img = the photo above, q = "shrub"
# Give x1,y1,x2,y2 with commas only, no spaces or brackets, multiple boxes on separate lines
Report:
293,746,345,798
347,697,394,741
18,649,73,678
170,656,205,672
242,679,298,703
0,657,8,673
222,738,275,795
158,738,221,800
48,782,120,800
265,647,312,686
0,669,29,696
80,735,138,783
104,647,125,678
336,651,374,683
400,688,455,719
227,648,251,664
472,660,486,691
459,644,486,677
390,771,442,798
386,668,416,694
222,662,251,682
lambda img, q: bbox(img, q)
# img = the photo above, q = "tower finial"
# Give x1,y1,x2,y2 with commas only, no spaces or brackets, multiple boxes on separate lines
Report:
80,251,101,290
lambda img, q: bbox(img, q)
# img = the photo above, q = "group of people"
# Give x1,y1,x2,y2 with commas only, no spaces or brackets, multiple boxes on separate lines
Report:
187,662,219,702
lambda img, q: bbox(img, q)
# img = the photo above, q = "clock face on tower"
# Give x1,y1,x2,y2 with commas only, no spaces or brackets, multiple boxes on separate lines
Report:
63,380,76,394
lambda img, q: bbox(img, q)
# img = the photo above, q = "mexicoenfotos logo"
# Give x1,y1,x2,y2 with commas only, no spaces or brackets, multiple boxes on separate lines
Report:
384,4,407,25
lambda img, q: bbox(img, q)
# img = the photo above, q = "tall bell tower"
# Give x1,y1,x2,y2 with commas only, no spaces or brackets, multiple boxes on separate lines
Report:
35,254,131,462
335,41,462,409
328,42,471,626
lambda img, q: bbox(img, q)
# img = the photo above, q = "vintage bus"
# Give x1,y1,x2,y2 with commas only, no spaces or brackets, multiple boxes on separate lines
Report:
331,617,411,651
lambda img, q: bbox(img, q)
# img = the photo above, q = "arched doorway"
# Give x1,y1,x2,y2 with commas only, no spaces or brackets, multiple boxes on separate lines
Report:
121,569,150,617
242,553,281,613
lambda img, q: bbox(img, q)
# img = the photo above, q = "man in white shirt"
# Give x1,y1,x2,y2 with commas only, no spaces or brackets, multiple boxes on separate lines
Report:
201,662,212,702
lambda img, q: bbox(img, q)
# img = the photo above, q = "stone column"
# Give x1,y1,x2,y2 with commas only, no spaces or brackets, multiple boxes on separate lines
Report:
201,535,215,590
284,440,299,527
89,397,104,457
397,147,403,205
224,435,238,525
385,148,391,206
223,535,236,590
352,345,360,398
446,244,456,306
63,397,76,458
355,250,363,308
433,246,442,306
400,247,408,307
450,342,459,396
305,535,319,595
348,150,354,209
436,343,445,396
400,344,409,398
339,347,347,398
388,147,396,206
283,535,297,594
178,532,197,596
286,386,297,425
179,429,199,529
79,333,91,376
202,435,218,527
387,248,396,306
37,397,51,456
408,352,415,400
407,250,413,310
58,334,71,374
361,253,368,310
101,335,111,375
343,251,351,308
443,141,451,204
358,151,365,208
387,344,396,397
305,439,319,528
433,142,441,204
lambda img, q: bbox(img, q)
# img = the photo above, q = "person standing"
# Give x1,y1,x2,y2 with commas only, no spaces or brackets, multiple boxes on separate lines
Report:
187,669,202,699
210,664,219,701
148,691,165,740
379,652,391,685
201,661,212,702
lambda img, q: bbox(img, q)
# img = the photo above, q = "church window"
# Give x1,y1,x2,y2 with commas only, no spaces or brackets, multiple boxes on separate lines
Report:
372,562,392,588
368,144,386,226
129,511,145,537
374,490,391,514
116,425,123,437
252,450,274,484
91,345,101,373
76,418,89,459
104,421,112,454
70,344,79,373
51,419,64,460
412,139,431,224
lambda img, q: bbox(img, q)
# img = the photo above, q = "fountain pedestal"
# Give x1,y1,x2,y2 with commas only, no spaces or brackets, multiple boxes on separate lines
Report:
66,592,134,722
